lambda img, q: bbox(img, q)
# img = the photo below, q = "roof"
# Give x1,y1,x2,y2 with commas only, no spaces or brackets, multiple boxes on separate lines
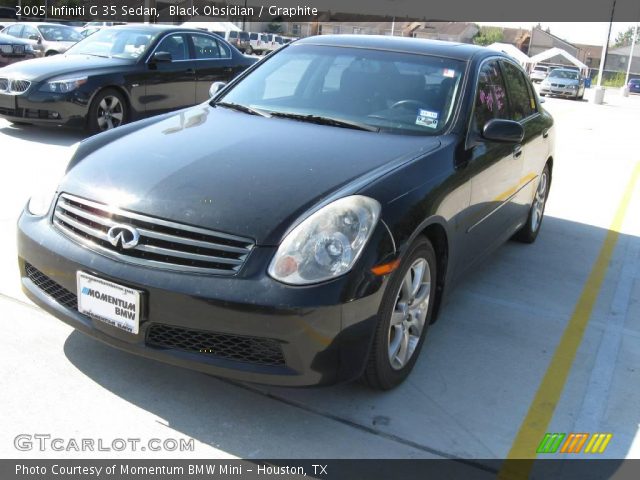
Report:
411,22,476,36
608,44,640,57
296,35,490,61
529,47,587,70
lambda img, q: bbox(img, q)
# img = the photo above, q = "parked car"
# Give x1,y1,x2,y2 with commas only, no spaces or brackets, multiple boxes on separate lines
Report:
530,64,549,82
17,35,554,390
0,25,256,132
228,30,249,52
246,32,269,55
84,21,127,28
0,32,36,66
539,67,585,100
2,22,82,57
628,78,640,94
79,26,103,39
264,33,284,53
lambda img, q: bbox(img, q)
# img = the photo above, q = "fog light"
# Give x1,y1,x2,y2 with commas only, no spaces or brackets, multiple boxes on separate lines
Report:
49,112,60,119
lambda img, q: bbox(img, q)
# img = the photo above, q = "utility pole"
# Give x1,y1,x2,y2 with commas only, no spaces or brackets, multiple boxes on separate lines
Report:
593,0,617,104
625,24,638,86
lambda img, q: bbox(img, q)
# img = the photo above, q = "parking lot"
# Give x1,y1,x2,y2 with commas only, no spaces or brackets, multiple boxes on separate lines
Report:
1,88,639,464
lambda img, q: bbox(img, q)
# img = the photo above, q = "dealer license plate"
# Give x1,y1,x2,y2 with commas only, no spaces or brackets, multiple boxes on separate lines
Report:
77,272,141,334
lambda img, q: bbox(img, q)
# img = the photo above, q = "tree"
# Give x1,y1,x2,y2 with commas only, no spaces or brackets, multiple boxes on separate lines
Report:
614,26,640,48
267,23,283,34
473,26,504,46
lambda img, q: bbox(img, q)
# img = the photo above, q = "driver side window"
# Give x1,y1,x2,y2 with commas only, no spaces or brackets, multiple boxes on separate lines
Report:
473,60,508,132
155,34,188,61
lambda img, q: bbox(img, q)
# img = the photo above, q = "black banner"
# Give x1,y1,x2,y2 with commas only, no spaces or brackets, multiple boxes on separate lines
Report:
2,459,640,480
0,0,639,22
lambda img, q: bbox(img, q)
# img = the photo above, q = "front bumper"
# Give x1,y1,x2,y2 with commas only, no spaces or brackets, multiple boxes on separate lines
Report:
0,87,90,128
540,85,579,97
18,210,390,386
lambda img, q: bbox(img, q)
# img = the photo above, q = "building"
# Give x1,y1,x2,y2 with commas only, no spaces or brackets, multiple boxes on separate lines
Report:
605,44,640,76
528,27,578,58
407,22,478,43
574,43,603,70
501,27,531,53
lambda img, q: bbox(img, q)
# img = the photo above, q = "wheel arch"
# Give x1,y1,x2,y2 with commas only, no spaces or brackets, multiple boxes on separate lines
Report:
399,216,451,323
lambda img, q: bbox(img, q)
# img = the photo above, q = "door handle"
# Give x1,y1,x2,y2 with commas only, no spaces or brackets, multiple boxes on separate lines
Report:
542,129,549,139
513,145,522,158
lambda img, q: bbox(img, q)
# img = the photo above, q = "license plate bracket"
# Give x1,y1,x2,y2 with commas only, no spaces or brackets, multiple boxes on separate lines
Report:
77,272,142,334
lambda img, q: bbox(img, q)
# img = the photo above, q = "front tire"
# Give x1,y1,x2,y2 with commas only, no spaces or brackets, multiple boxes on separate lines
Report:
246,46,254,55
364,236,437,390
513,164,550,243
87,88,128,134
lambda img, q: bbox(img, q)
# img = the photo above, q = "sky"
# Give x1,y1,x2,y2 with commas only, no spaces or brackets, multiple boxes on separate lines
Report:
477,22,639,47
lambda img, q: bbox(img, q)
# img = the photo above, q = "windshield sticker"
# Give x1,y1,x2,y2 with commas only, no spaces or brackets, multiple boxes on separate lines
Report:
416,109,439,128
443,68,456,78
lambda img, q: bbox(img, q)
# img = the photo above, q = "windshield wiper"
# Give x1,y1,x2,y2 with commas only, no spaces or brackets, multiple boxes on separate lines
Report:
268,112,379,132
215,101,271,118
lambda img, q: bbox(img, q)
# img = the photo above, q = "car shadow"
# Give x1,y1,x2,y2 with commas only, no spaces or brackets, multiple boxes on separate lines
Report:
0,123,85,147
61,215,638,466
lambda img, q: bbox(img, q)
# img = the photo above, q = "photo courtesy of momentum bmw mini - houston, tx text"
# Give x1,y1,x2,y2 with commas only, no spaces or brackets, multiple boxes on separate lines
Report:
17,34,553,390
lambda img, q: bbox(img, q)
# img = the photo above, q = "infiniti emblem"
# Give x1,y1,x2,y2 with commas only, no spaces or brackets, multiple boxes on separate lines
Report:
107,224,140,249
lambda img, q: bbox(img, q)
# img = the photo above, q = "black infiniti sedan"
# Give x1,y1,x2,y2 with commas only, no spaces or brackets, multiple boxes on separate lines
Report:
0,25,256,133
18,35,554,389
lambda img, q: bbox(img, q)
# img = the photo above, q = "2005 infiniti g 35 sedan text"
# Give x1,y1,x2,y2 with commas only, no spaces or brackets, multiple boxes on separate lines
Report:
18,35,554,389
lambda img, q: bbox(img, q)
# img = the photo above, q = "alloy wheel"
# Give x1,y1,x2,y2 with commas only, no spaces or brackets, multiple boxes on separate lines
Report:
531,171,548,232
388,258,431,370
97,96,124,131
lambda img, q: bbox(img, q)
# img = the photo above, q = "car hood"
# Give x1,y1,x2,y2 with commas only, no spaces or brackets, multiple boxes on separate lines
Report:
61,106,441,245
0,54,132,81
545,77,579,85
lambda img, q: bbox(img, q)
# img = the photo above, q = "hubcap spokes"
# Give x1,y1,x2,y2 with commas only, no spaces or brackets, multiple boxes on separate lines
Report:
97,96,123,131
531,172,548,232
388,258,431,370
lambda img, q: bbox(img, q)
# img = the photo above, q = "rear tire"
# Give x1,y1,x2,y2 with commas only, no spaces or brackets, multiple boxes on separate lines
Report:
513,164,550,244
364,236,437,390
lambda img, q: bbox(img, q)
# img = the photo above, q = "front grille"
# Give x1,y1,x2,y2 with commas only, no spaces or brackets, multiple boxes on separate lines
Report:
13,45,24,55
146,324,286,367
0,45,12,54
53,193,254,275
25,263,77,310
0,77,31,94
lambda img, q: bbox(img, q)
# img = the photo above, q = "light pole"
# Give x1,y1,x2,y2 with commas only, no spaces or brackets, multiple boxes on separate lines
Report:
593,0,616,104
624,24,639,87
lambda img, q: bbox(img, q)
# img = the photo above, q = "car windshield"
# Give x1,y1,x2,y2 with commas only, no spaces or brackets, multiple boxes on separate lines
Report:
549,70,579,80
216,44,465,135
66,28,156,60
38,25,82,42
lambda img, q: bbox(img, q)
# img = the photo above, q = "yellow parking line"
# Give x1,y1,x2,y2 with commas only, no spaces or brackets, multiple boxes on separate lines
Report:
499,162,640,478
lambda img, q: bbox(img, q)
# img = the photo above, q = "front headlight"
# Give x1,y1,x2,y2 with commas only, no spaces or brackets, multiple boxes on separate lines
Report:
39,76,88,93
26,142,78,216
268,195,381,285
24,44,35,53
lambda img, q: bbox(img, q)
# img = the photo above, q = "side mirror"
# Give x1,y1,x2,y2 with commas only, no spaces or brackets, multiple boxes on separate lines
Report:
209,81,226,98
151,51,172,63
482,119,524,144
29,35,40,42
